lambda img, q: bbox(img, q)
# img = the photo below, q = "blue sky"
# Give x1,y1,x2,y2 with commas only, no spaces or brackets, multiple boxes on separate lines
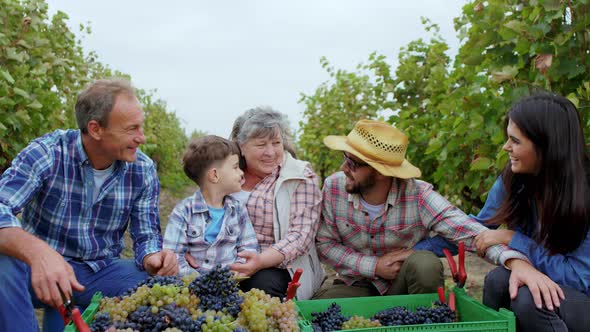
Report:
46,1,469,138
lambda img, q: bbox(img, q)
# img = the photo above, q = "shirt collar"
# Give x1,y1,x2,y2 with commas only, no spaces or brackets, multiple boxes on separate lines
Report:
73,130,90,165
347,177,399,210
74,130,127,172
192,189,238,213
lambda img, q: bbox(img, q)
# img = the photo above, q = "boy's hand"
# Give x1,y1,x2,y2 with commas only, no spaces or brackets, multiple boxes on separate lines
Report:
185,252,200,269
143,249,178,276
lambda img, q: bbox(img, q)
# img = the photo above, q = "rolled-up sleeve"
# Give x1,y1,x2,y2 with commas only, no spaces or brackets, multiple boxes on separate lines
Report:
0,142,52,229
417,181,526,265
271,168,321,267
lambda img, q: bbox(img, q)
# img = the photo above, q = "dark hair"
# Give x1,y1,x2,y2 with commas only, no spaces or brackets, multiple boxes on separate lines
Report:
75,78,136,134
182,135,240,185
489,92,590,254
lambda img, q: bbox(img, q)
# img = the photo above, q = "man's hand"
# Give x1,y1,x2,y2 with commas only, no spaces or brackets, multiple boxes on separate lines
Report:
374,248,413,280
143,249,178,276
30,249,85,308
506,259,565,311
475,230,515,256
185,252,199,269
229,251,262,277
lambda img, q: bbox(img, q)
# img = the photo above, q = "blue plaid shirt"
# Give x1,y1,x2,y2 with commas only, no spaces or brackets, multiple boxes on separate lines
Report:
0,129,162,272
163,190,259,276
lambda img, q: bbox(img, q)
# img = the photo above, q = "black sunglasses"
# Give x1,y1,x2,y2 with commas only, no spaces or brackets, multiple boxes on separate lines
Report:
342,153,370,171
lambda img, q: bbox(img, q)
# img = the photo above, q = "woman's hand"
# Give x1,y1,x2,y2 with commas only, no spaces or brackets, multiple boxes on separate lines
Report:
229,251,263,277
506,259,565,311
475,229,515,256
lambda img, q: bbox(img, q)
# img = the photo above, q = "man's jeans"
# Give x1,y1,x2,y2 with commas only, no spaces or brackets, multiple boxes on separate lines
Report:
0,254,149,332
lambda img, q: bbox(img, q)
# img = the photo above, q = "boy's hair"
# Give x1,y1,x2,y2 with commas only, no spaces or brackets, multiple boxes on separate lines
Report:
183,135,241,185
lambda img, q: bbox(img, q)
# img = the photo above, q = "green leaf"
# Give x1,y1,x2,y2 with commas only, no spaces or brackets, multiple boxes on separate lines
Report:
566,93,580,108
462,54,485,66
504,20,527,33
5,47,26,62
425,137,443,155
470,157,492,171
491,66,519,83
27,100,43,109
553,32,572,46
0,97,16,107
539,0,561,11
16,39,31,49
12,87,31,99
0,70,15,84
15,110,31,122
552,59,586,79
13,87,30,99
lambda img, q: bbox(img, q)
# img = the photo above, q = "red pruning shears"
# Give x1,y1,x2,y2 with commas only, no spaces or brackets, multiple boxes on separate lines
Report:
437,286,457,312
285,268,303,301
443,241,467,288
58,287,91,332
437,241,468,313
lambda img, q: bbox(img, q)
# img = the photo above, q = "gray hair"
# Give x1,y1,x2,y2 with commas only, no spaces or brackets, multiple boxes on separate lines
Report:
230,106,292,145
75,78,136,134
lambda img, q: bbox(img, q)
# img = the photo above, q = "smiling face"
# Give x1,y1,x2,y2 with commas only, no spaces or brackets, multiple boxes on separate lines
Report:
216,154,244,194
503,118,541,175
239,128,285,178
96,94,146,166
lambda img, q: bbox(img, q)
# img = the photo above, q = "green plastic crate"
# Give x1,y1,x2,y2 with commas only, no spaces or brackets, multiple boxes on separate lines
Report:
64,292,103,332
295,288,515,332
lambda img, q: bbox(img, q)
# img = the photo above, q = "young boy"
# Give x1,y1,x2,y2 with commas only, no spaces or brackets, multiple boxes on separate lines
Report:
163,135,259,275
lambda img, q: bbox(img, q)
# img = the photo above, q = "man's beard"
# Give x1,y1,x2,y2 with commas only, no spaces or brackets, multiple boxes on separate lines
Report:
345,171,377,194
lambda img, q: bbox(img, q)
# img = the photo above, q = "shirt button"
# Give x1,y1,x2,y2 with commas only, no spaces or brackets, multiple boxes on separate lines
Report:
192,231,197,235
370,235,374,239
205,259,209,264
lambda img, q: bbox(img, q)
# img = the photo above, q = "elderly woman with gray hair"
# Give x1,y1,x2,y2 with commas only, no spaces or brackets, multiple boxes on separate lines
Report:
226,107,324,299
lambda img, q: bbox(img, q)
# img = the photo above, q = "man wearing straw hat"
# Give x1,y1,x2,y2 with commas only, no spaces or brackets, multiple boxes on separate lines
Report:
315,119,527,298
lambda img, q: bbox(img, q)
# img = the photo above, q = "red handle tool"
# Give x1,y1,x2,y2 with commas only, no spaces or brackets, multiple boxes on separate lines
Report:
58,287,91,332
285,268,303,301
437,286,456,313
443,241,467,288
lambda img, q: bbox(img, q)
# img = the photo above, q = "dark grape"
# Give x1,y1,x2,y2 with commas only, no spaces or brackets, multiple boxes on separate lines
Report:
89,312,113,332
310,302,347,332
121,275,184,297
189,264,243,317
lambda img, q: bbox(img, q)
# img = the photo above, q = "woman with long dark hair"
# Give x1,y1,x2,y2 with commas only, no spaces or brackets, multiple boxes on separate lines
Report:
474,92,590,331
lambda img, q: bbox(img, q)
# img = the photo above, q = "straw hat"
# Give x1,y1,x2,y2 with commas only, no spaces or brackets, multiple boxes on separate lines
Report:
323,119,421,178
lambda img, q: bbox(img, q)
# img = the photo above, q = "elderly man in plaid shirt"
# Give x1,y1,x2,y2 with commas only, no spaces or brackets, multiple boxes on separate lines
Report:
0,79,177,332
315,119,527,299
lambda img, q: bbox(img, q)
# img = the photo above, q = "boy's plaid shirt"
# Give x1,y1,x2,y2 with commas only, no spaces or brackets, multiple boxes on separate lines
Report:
163,190,259,275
